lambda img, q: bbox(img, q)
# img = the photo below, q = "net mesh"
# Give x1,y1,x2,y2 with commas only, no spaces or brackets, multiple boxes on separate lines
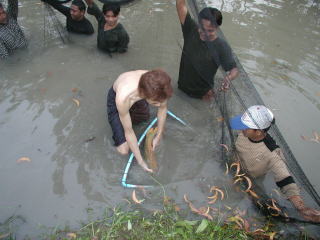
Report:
187,0,320,224
43,2,69,45
123,0,320,229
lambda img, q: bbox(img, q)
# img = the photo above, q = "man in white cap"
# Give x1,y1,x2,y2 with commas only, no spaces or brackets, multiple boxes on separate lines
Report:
230,105,320,222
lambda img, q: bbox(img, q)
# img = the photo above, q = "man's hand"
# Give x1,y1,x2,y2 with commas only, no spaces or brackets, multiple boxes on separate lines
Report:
137,159,153,173
202,89,215,101
290,195,320,222
299,207,320,222
219,76,231,91
84,0,93,7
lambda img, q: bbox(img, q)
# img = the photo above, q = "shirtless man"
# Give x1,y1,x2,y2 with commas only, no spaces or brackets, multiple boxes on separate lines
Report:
107,69,173,172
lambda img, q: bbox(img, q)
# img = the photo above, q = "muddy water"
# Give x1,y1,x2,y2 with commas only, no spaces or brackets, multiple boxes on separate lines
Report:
0,0,319,238
211,0,320,193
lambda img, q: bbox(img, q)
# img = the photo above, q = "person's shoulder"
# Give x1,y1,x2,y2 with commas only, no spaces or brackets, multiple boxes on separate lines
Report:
212,37,228,47
116,23,128,32
263,134,279,152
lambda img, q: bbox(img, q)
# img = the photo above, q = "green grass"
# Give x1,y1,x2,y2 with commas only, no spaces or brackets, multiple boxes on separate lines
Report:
44,207,251,240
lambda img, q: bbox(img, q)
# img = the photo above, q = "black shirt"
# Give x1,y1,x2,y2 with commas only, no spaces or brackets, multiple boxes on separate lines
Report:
178,13,236,98
42,0,94,35
87,3,129,53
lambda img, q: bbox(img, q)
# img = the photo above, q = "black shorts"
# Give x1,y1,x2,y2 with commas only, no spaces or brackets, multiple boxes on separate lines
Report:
107,87,150,146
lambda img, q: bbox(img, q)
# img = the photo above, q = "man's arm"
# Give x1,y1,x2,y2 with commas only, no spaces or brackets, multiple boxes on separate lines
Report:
41,0,70,17
152,102,168,150
118,105,153,173
85,0,104,22
220,67,239,91
7,0,18,20
176,0,187,25
270,149,320,222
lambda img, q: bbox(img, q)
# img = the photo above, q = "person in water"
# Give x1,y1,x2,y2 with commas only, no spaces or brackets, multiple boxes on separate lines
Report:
230,105,320,222
107,69,173,172
0,0,27,59
85,0,129,53
175,0,239,100
41,0,94,35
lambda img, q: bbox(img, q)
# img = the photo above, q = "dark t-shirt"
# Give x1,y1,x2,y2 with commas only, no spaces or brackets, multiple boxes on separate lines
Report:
43,0,94,35
178,13,236,98
87,3,129,53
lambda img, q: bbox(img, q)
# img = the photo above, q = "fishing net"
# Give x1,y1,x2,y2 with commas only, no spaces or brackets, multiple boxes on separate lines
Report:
97,0,138,6
186,0,320,227
42,2,70,45
122,0,320,234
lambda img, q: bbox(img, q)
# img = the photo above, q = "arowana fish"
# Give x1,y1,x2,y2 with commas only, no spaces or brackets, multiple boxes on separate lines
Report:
144,127,158,171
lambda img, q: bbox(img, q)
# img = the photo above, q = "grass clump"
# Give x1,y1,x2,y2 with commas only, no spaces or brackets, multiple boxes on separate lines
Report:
45,206,251,240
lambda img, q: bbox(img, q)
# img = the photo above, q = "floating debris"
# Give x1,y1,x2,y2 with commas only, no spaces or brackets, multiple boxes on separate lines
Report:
225,163,229,175
66,233,77,239
72,98,80,107
184,194,213,220
216,117,224,122
84,136,96,143
132,190,144,204
233,176,253,192
208,186,224,202
300,131,320,143
230,162,241,176
17,157,31,163
219,144,229,152
248,190,260,199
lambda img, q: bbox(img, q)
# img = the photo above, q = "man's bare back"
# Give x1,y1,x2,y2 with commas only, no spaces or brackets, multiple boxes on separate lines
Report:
107,69,173,173
113,70,148,113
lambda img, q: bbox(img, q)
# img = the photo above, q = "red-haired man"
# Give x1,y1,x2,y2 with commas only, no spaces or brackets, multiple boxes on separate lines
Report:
107,69,173,172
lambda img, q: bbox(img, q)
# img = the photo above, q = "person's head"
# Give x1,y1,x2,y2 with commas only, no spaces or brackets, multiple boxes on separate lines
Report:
103,4,120,27
70,0,86,21
198,7,222,41
230,105,275,140
138,69,173,106
0,3,8,24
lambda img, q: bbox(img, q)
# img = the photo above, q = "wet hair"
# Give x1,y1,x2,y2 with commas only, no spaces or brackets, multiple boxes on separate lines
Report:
102,4,120,16
198,7,222,27
262,118,276,133
138,69,173,102
71,0,86,12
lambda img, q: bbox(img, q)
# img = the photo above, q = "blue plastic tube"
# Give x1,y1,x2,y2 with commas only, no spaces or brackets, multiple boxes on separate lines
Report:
121,110,186,188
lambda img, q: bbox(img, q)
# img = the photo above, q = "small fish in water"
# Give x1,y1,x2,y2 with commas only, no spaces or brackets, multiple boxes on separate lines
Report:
144,127,158,172
84,136,96,143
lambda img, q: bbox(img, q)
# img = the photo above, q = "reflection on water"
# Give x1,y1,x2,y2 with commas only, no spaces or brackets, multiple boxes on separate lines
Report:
0,0,320,238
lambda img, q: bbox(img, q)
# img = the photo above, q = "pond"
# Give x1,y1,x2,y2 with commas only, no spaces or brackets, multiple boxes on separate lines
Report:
0,0,319,238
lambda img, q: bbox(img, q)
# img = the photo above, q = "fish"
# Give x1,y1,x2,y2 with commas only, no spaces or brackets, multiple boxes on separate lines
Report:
144,127,158,172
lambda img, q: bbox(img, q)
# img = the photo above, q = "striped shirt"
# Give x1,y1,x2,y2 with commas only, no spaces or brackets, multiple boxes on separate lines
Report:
235,132,300,198
0,0,27,59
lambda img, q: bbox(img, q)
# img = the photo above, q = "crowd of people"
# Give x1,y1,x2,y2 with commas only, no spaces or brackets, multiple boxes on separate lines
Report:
1,0,319,223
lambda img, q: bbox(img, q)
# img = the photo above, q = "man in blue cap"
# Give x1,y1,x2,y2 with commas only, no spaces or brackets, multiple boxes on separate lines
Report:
230,105,320,222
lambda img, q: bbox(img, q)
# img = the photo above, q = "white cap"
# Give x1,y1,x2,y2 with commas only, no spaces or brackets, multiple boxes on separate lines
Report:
230,105,274,130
